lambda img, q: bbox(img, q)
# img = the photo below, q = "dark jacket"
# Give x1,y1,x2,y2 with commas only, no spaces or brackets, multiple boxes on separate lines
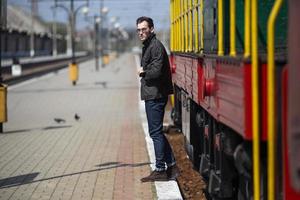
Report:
140,33,173,100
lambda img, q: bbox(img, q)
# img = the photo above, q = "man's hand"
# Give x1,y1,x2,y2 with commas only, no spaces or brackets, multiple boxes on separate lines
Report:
137,68,145,77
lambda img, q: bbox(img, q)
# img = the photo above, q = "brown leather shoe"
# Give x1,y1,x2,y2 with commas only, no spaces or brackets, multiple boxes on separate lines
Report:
166,165,180,180
141,170,168,182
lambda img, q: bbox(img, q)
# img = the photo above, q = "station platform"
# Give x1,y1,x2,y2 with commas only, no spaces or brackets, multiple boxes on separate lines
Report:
0,53,182,200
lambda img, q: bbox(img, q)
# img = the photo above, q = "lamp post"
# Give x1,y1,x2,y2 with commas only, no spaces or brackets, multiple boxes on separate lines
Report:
99,5,108,67
54,0,88,85
51,5,57,56
83,14,101,71
30,0,37,57
94,16,101,71
108,16,117,56
70,0,89,66
0,0,8,133
0,0,7,82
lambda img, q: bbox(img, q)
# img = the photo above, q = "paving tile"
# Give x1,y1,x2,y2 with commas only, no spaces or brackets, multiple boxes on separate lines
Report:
0,54,156,200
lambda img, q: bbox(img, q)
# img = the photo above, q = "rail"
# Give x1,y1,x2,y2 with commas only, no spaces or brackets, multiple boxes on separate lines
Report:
218,0,224,56
267,0,284,199
251,0,260,199
2,53,91,85
229,0,236,56
244,0,251,57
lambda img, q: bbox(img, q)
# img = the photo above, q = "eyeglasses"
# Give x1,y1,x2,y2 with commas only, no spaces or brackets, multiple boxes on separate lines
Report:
136,28,148,33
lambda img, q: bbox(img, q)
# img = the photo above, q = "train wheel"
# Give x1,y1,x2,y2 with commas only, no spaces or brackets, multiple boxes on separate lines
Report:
237,168,267,200
172,86,182,129
238,156,267,200
234,143,252,200
237,176,251,200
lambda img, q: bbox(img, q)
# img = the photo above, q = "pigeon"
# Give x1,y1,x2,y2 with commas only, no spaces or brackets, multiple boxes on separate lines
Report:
54,118,66,123
74,113,80,121
95,81,107,88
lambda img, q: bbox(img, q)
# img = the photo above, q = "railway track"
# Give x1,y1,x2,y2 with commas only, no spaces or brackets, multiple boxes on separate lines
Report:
1,54,92,85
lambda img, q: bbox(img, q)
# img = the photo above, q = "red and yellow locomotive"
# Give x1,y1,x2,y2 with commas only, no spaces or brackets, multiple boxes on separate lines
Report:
169,0,300,199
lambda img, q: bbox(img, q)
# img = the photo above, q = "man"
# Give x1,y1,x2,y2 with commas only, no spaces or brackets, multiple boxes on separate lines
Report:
136,16,179,182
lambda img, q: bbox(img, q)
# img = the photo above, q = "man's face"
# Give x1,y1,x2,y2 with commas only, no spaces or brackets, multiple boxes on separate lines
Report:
137,21,153,42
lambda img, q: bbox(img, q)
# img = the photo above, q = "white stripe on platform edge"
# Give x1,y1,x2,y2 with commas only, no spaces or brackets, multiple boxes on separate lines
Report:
134,54,183,200
8,67,69,91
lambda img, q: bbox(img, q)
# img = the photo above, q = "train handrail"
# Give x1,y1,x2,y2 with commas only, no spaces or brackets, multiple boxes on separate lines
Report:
267,0,284,200
185,0,188,52
251,0,260,199
200,0,204,53
194,0,199,53
218,0,224,56
188,0,193,52
244,0,251,57
179,0,182,51
171,0,175,51
229,0,236,56
180,0,182,51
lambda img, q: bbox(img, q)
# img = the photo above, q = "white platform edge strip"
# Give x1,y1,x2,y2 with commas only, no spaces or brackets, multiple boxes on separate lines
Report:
134,54,183,200
8,67,68,91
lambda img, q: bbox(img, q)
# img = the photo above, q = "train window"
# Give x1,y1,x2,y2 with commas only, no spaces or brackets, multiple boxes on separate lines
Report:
213,7,217,36
236,0,245,54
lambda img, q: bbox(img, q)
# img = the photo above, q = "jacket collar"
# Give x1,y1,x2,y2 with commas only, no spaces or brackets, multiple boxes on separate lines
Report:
143,33,156,46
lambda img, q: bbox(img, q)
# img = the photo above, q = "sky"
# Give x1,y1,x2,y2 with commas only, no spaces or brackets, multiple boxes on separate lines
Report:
8,0,170,31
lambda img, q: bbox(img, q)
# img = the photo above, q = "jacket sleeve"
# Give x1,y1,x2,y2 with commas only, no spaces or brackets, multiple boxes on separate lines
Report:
144,44,164,80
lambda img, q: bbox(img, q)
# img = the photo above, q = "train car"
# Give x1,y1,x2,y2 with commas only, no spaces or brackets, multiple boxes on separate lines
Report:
0,29,30,58
0,28,66,58
169,0,300,199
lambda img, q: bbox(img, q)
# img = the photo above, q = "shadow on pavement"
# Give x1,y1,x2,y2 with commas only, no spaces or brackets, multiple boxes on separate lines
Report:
0,172,39,188
0,162,151,189
1,125,72,134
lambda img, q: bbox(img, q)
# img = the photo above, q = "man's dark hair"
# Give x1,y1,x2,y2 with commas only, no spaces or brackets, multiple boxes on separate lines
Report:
136,16,154,29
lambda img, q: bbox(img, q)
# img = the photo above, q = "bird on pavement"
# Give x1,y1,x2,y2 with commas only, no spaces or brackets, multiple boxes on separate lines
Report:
54,118,66,123
74,113,80,121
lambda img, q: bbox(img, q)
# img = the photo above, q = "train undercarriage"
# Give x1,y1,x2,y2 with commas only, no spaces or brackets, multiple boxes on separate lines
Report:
172,84,271,199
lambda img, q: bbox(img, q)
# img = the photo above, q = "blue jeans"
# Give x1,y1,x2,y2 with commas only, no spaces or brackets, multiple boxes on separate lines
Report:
145,97,176,171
